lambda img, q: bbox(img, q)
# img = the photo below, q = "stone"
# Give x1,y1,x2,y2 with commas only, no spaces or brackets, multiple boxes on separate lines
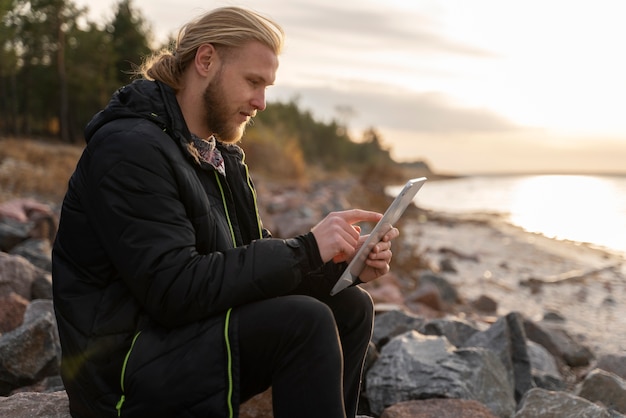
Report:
577,368,626,414
0,221,31,252
0,391,70,418
418,317,481,348
596,354,626,381
461,312,534,402
515,388,617,418
470,294,498,313
22,299,56,326
380,398,498,418
418,272,459,305
30,273,52,300
0,314,61,395
524,319,594,367
527,340,565,391
240,388,273,418
407,282,445,311
0,292,28,333
10,238,51,272
370,309,423,348
0,252,44,299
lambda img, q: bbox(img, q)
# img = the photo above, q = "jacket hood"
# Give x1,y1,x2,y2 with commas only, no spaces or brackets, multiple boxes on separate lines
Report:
84,79,189,145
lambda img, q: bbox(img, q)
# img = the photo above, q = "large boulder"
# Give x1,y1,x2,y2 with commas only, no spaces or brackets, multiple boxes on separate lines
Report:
366,331,515,417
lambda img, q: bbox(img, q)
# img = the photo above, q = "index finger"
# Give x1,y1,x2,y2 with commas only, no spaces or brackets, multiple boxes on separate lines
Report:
333,209,382,225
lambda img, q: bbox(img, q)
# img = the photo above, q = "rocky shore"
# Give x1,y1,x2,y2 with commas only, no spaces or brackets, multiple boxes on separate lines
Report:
0,178,625,417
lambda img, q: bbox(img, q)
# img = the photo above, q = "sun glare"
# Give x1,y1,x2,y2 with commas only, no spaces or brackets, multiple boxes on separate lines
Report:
509,176,626,252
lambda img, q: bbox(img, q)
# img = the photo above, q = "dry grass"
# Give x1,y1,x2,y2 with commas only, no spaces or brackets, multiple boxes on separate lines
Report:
0,138,82,205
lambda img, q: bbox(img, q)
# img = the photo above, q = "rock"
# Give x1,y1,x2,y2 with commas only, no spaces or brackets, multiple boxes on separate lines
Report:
527,340,561,376
23,299,56,326
527,340,565,391
407,282,445,311
524,319,594,367
31,273,52,300
577,368,626,414
0,220,31,252
418,317,481,347
0,313,61,395
366,331,515,417
10,238,51,272
470,294,498,314
461,312,534,403
363,341,380,374
380,398,498,418
0,391,70,418
0,252,45,299
0,292,28,333
543,311,566,322
418,272,459,305
240,388,273,418
370,309,424,348
438,257,457,273
596,354,626,381
515,388,619,418
10,375,64,394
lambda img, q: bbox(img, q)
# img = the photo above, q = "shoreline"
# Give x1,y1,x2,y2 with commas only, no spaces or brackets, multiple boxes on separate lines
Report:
401,208,626,356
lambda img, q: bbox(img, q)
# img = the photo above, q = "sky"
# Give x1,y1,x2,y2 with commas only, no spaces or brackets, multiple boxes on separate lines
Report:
74,0,626,174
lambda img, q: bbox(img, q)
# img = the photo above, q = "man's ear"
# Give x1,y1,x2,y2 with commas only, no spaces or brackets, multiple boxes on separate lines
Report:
195,43,216,75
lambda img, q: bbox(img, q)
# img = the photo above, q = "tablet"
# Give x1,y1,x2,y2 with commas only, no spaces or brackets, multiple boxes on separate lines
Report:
330,177,427,296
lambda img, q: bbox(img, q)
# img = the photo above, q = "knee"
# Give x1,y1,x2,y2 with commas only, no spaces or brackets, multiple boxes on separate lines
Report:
334,286,374,334
282,295,339,340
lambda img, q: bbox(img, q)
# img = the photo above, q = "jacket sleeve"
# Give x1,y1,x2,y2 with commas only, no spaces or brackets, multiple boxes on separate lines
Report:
82,127,323,328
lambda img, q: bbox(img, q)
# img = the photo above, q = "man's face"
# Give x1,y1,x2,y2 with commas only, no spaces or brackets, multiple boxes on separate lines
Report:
202,41,278,143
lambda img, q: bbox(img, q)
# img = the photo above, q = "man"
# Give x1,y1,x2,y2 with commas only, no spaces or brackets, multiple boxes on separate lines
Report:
52,7,398,418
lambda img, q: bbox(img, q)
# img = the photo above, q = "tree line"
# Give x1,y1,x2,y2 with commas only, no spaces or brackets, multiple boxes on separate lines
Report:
1,0,152,142
0,0,401,178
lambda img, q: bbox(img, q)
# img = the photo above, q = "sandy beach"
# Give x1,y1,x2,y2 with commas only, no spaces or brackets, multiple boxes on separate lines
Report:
403,210,626,357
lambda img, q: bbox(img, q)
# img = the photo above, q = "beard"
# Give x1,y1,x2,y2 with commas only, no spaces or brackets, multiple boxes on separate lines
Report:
202,71,249,144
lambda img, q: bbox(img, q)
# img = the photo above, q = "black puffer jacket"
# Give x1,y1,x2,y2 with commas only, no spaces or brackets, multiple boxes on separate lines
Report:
52,80,331,417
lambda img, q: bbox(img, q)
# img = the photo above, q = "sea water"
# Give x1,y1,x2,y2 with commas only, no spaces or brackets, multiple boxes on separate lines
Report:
389,174,626,258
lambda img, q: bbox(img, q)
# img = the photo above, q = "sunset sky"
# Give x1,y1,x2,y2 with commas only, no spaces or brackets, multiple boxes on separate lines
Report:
75,0,626,174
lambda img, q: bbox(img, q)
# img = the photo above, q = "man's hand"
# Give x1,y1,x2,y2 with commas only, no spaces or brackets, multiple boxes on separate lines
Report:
311,209,382,263
310,209,400,283
357,226,399,283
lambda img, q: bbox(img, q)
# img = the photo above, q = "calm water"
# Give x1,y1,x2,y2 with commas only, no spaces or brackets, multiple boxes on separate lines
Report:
390,174,626,257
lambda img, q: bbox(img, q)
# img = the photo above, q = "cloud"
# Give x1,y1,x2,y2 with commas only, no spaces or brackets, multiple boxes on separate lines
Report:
269,81,520,134
272,1,496,57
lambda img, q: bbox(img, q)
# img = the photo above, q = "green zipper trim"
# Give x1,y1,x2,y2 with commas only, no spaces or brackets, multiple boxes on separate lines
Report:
214,171,237,247
116,331,142,417
224,308,234,418
240,150,264,239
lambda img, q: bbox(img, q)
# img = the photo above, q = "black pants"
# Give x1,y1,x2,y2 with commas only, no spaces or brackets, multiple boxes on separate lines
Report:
237,286,374,418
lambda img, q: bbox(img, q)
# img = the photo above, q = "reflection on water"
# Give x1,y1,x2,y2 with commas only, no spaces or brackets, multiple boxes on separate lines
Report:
395,174,626,256
509,176,626,254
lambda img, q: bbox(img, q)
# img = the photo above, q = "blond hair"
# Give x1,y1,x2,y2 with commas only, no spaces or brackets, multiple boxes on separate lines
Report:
140,7,284,90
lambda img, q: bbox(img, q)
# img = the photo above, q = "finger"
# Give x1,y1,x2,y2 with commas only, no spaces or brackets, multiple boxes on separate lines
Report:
364,258,390,273
330,225,362,261
372,241,392,254
369,248,392,261
332,209,383,225
380,227,400,242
